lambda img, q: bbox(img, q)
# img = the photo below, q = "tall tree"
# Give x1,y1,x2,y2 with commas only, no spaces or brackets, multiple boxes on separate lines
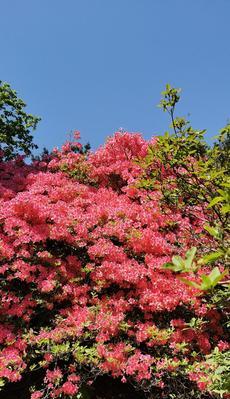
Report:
0,81,40,159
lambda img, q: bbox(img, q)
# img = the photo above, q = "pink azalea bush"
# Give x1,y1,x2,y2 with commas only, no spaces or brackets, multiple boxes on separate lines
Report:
0,132,228,398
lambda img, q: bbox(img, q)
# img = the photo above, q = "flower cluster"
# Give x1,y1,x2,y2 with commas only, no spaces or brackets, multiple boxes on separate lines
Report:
0,132,228,398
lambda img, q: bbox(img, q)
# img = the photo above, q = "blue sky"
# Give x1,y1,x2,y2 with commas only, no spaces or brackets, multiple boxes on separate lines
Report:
1,0,230,153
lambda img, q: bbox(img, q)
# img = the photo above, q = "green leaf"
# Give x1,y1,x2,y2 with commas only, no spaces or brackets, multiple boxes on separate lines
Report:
221,204,230,214
208,267,228,286
199,268,228,290
209,267,222,282
200,251,224,265
204,225,220,238
172,255,184,269
208,197,224,208
163,262,182,272
201,275,212,290
163,262,174,269
0,379,5,388
217,189,226,197
179,277,200,289
184,247,197,269
221,182,230,188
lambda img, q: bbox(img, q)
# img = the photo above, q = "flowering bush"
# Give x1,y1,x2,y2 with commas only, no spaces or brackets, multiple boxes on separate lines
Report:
0,102,229,397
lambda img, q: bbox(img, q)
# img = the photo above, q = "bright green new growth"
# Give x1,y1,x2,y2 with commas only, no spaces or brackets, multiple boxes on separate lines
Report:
136,84,230,397
164,247,198,273
138,84,229,264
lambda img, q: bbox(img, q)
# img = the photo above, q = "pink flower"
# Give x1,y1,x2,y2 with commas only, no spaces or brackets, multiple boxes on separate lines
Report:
31,391,43,399
217,341,230,351
74,130,81,140
197,381,207,391
40,280,56,293
68,374,80,383
61,381,78,395
45,368,62,383
44,353,53,362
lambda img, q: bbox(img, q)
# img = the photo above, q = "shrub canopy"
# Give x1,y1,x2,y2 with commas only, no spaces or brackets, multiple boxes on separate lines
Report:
0,88,229,399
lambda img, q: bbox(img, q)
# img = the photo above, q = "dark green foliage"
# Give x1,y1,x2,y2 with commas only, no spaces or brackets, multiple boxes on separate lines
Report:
0,81,40,159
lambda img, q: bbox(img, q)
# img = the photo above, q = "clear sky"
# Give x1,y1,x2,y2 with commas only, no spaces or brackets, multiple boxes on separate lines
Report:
1,0,230,153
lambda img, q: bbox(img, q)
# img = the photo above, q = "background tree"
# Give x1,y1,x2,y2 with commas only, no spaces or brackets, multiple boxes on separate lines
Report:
0,80,40,159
